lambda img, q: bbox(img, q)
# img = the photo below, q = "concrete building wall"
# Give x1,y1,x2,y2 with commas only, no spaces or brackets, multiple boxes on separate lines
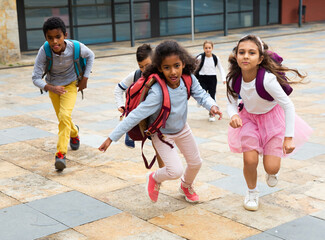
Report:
0,0,20,64
281,0,325,24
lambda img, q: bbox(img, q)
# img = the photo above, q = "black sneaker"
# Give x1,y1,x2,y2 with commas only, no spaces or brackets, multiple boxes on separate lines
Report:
55,151,66,171
70,125,80,150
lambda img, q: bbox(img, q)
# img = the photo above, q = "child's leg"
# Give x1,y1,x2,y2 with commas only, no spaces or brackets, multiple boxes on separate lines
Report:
174,124,202,186
263,155,281,175
151,134,184,183
152,142,165,168
263,136,282,174
206,75,217,100
49,81,77,154
243,150,259,189
198,75,208,92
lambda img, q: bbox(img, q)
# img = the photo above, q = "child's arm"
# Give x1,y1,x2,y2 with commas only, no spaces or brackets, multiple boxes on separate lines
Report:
216,56,227,84
99,137,112,152
210,105,222,120
264,73,295,138
44,84,67,95
190,74,217,110
32,47,47,90
79,43,95,91
99,85,162,150
114,71,136,113
32,47,67,95
194,54,202,73
283,137,295,154
226,87,241,128
264,73,296,154
229,114,242,128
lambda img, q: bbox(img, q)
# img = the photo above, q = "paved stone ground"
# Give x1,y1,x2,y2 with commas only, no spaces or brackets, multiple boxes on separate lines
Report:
0,22,324,240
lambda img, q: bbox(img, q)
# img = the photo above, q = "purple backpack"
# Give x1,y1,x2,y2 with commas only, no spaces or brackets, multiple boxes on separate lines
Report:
232,51,293,101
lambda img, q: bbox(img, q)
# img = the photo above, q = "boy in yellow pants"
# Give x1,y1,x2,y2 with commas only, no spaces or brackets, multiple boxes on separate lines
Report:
32,17,95,171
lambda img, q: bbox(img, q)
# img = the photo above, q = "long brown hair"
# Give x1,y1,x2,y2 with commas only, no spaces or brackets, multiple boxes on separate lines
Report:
226,35,306,100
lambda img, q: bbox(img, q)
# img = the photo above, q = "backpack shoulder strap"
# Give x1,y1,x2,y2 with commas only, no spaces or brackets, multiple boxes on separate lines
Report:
212,54,218,67
182,74,192,99
68,39,83,80
146,73,171,134
133,69,142,82
256,67,293,101
232,73,242,95
195,53,205,76
42,41,52,78
255,67,274,101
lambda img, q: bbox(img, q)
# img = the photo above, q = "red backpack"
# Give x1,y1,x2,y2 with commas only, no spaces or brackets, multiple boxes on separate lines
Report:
124,73,192,169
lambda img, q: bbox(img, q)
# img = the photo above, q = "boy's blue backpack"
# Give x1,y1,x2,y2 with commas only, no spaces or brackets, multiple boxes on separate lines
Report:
41,39,86,98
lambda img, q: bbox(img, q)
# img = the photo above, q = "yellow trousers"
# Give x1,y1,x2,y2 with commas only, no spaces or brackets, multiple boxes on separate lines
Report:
49,81,79,155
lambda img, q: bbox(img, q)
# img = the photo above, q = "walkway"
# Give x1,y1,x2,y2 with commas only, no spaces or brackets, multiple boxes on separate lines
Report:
0,22,324,239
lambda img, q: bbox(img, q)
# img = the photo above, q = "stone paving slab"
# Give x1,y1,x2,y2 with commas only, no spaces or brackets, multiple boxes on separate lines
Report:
311,210,325,220
0,204,69,240
74,212,186,240
100,184,190,220
0,173,70,203
0,126,54,145
26,191,121,228
265,215,325,240
244,232,283,240
0,109,20,117
291,142,325,160
149,206,260,240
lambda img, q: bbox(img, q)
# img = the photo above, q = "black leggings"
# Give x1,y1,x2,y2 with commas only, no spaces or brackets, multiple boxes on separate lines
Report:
197,75,217,100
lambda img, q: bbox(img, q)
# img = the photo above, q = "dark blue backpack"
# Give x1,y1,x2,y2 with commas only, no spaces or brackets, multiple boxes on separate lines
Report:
41,39,86,97
232,51,293,102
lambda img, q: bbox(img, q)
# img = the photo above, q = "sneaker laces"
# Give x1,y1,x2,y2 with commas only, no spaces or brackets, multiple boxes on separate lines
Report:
248,191,258,202
154,183,161,192
71,136,79,144
183,183,196,195
57,151,65,159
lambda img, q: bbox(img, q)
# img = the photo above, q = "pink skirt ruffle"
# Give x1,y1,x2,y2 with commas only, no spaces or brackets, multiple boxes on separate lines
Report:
228,104,313,158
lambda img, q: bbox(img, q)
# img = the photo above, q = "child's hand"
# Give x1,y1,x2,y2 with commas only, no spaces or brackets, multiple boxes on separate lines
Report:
229,114,242,128
78,77,88,92
223,81,226,84
99,137,112,152
283,137,295,154
45,84,67,95
210,106,222,120
118,107,125,114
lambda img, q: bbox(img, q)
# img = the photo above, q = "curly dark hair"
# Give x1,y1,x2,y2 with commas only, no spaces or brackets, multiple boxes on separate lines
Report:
226,35,306,100
43,17,67,37
143,40,197,79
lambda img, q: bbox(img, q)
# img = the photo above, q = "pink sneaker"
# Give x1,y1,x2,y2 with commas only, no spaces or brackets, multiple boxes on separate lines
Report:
179,183,199,203
146,172,160,203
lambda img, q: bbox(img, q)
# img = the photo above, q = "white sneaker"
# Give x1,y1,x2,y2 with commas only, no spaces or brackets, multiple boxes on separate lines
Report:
266,173,278,187
244,190,259,211
208,116,216,122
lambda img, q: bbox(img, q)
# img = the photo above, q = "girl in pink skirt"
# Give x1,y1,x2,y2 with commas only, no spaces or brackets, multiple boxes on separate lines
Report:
226,35,312,211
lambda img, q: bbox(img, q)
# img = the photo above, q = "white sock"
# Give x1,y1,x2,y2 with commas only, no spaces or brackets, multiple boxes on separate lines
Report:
248,186,258,192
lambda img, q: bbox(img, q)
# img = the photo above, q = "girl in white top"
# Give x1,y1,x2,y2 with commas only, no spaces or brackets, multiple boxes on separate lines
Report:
226,35,312,211
196,40,227,121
